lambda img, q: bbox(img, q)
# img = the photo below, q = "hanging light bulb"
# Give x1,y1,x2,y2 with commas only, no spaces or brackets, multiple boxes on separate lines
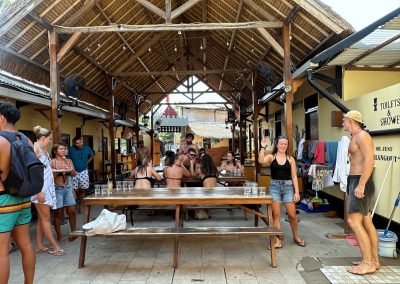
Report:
174,44,178,52
251,48,254,53
226,39,229,46
148,45,151,52
251,37,254,42
122,45,126,50
200,43,203,50
97,43,101,47
178,30,181,35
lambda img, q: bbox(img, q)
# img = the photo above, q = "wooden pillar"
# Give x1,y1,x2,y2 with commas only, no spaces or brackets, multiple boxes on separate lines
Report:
231,123,235,151
283,21,293,156
252,72,259,173
239,105,244,165
150,105,154,161
48,28,61,143
134,100,140,145
106,76,116,185
248,124,252,160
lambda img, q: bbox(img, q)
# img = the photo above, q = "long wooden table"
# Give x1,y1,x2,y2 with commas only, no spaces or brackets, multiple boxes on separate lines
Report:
77,187,276,269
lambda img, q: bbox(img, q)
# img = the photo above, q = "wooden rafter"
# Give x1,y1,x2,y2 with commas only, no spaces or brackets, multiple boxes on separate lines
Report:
218,0,244,91
57,32,82,63
54,21,283,33
0,0,46,37
291,0,344,34
171,0,202,20
115,68,248,77
257,28,284,58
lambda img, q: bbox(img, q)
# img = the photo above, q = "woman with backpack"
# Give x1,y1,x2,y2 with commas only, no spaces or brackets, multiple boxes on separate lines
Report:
31,126,64,256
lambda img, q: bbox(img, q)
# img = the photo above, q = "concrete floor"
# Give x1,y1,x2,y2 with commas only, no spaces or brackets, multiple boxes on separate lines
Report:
7,205,395,283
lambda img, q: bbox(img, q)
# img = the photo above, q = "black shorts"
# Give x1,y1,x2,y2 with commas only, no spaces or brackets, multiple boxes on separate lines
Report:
347,175,375,216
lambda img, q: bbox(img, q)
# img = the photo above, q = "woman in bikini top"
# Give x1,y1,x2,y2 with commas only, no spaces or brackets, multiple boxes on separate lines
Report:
131,157,161,189
190,152,218,187
163,153,191,188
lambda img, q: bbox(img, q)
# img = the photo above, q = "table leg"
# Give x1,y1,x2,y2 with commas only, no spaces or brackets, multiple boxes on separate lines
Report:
266,203,277,267
173,205,181,269
254,205,259,227
78,204,91,269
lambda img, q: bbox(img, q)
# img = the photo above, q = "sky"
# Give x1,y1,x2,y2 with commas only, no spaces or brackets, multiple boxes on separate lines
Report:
321,0,399,31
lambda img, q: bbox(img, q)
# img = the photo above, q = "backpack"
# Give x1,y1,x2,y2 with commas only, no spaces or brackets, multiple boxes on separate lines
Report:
0,131,44,197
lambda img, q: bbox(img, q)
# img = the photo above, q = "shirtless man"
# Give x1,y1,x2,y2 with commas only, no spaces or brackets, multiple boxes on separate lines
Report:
343,110,379,275
179,133,198,155
0,102,35,284
136,140,150,166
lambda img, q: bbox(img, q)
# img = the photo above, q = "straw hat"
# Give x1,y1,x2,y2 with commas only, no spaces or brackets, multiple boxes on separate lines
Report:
344,110,364,124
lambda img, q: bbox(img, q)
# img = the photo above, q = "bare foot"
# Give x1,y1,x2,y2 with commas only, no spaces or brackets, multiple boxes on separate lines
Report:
351,260,380,270
347,263,376,275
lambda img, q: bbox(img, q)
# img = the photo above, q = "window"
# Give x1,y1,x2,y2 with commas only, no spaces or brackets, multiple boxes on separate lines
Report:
304,94,319,140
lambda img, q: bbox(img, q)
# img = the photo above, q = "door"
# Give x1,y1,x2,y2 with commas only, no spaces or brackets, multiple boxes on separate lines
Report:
83,135,94,170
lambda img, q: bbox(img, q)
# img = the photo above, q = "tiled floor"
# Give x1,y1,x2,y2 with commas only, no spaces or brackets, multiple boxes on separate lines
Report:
321,266,400,284
7,205,396,283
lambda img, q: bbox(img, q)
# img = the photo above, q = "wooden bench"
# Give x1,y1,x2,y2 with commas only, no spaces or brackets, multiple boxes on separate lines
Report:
69,226,283,268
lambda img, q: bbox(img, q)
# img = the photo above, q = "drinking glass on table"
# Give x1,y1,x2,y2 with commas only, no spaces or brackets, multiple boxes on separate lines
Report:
101,184,108,195
94,184,101,196
116,181,122,191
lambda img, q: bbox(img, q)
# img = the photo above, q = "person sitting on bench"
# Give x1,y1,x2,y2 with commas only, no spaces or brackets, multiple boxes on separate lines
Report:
163,152,191,189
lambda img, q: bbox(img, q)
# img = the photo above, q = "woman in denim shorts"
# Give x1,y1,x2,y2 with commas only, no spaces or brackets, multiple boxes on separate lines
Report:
51,143,77,244
258,136,305,249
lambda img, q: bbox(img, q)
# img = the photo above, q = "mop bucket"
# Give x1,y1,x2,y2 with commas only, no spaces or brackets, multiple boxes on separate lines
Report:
377,229,398,258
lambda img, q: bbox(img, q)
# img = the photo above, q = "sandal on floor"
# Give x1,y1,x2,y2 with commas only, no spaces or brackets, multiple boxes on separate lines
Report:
35,247,49,253
293,239,306,247
48,249,65,256
267,244,283,250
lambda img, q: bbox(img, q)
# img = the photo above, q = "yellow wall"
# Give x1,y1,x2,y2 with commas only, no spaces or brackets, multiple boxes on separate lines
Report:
15,105,112,177
286,69,400,223
343,71,400,101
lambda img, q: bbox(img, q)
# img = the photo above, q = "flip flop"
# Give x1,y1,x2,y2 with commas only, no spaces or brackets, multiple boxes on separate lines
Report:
293,239,306,247
35,247,49,253
267,244,283,250
48,249,65,256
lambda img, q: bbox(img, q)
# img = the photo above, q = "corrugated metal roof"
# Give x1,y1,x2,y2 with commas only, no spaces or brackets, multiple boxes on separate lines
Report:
0,70,50,97
312,7,400,67
328,28,400,66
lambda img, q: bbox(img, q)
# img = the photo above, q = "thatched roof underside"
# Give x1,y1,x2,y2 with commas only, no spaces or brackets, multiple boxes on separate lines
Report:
0,0,353,119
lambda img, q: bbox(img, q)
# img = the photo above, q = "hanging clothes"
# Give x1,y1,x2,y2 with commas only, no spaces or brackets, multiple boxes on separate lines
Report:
308,140,318,159
325,141,339,167
297,138,305,159
314,141,326,164
333,136,350,192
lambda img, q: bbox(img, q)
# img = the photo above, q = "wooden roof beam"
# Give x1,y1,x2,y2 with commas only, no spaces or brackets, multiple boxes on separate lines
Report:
219,0,244,91
0,0,46,37
257,27,284,57
55,21,283,33
171,0,202,20
115,68,248,77
136,0,166,19
291,0,344,34
57,32,82,63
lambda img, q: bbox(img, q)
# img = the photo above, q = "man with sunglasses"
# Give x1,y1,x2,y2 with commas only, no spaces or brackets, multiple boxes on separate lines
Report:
68,136,94,213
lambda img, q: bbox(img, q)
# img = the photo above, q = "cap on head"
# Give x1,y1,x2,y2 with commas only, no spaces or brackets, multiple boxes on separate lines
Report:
344,110,364,124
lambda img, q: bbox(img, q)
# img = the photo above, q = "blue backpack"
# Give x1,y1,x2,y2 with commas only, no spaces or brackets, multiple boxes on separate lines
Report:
0,131,44,197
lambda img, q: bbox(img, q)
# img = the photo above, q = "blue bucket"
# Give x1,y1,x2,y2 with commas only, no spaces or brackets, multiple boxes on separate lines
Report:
377,229,398,258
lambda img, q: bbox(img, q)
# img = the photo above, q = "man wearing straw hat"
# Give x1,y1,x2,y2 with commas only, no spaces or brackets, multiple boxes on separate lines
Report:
342,110,379,275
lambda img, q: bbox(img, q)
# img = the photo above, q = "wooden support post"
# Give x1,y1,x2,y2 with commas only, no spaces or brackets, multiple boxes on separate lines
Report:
231,123,235,151
252,72,259,174
106,76,116,185
239,105,244,164
48,28,61,143
283,21,293,156
150,105,154,162
134,102,140,147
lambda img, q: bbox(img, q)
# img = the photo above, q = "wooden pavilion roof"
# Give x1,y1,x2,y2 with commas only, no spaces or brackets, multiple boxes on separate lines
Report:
0,0,353,119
